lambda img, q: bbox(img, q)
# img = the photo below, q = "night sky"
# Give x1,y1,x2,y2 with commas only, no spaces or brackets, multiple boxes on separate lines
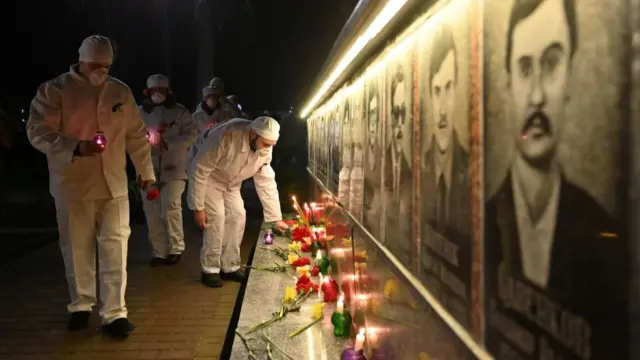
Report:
0,0,357,117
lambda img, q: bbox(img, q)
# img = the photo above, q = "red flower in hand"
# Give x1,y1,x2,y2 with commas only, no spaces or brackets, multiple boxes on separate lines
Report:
146,187,160,201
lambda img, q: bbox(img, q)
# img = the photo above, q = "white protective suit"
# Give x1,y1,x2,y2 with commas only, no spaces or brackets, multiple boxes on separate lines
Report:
187,118,282,274
27,65,154,324
140,100,198,258
193,102,216,133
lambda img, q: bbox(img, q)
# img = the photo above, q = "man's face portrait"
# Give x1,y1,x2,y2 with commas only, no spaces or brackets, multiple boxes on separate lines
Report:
431,51,456,155
367,91,379,151
391,73,408,157
509,0,571,166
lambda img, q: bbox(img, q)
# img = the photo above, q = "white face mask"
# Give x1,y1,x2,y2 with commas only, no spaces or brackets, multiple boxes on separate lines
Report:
151,93,166,105
205,98,216,108
88,68,109,86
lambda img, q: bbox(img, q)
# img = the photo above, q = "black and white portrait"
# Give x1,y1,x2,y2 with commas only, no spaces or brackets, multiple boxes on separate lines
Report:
484,0,627,358
329,107,342,194
383,59,413,264
349,82,366,220
363,75,384,240
338,99,352,207
317,114,328,183
419,13,472,330
308,116,316,174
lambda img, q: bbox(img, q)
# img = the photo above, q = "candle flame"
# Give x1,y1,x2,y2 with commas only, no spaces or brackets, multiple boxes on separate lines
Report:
323,276,329,283
358,328,365,336
338,294,344,303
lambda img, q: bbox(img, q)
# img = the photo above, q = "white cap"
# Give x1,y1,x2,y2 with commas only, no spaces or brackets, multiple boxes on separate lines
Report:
251,116,280,142
209,77,225,93
78,35,114,65
147,74,170,89
202,86,217,97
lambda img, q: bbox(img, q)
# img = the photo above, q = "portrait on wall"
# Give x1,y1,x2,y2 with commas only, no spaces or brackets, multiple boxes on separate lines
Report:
317,114,328,184
338,97,352,207
308,116,315,174
382,52,414,265
363,72,385,241
349,81,366,220
328,105,342,194
417,2,473,331
483,0,628,359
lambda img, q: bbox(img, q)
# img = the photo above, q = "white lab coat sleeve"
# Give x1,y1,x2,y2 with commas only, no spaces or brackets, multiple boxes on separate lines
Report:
125,91,155,181
172,108,199,151
26,81,80,163
187,132,230,211
253,163,282,222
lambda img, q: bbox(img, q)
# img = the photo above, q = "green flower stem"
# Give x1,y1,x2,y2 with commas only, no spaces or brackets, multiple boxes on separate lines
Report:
261,331,294,360
289,316,323,338
234,330,258,360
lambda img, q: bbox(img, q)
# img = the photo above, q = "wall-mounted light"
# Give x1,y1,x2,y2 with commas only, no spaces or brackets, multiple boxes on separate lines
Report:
300,0,409,118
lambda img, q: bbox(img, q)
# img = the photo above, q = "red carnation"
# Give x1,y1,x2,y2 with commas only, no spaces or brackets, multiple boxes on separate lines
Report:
291,226,312,241
311,265,320,276
146,187,160,201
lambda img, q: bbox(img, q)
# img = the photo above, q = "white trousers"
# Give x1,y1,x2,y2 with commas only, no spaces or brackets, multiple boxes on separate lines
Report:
201,185,246,274
142,180,186,258
54,196,130,325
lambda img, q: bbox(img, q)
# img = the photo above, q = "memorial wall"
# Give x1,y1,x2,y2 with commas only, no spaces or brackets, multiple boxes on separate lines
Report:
305,0,632,358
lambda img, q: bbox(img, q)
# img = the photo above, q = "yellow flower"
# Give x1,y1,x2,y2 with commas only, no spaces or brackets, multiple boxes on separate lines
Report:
355,250,367,260
303,236,313,245
296,265,311,277
288,254,299,264
343,237,352,247
384,279,398,298
288,242,302,252
283,286,297,303
291,223,299,230
371,297,382,315
311,303,325,320
355,262,367,272
325,235,334,242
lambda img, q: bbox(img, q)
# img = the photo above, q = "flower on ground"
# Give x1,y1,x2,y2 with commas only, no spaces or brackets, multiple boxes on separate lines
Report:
287,254,299,265
384,279,398,298
288,242,302,252
283,286,297,303
296,265,311,277
311,303,325,320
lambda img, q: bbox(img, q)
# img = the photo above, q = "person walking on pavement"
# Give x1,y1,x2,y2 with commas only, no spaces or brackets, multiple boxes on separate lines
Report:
187,117,289,288
26,35,155,338
140,74,198,267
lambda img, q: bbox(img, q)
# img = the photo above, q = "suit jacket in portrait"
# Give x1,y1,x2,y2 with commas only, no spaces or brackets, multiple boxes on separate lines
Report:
420,133,472,327
363,143,383,238
383,144,413,264
485,172,627,360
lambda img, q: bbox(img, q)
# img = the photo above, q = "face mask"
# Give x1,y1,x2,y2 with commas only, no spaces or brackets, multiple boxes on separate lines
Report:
206,98,216,108
151,93,166,105
88,68,109,86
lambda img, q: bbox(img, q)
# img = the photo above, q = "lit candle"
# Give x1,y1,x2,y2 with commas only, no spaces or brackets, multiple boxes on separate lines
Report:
367,328,379,349
337,295,344,314
93,131,106,149
358,294,368,309
355,328,365,351
316,250,322,262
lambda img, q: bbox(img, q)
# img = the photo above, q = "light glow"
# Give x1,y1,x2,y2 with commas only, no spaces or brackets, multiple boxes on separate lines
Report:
300,0,409,118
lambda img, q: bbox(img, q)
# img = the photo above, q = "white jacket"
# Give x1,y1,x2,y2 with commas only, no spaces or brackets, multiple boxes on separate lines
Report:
193,99,243,133
27,65,155,200
187,119,282,222
140,102,198,182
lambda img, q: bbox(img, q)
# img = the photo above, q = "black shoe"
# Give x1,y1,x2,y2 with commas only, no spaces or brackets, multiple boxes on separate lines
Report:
150,257,167,267
165,254,182,265
201,272,223,288
68,311,91,331
221,270,246,282
102,318,135,339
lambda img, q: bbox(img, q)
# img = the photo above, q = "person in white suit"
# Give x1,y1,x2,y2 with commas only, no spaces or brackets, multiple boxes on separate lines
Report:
26,35,155,338
193,85,220,133
187,117,289,288
140,74,198,267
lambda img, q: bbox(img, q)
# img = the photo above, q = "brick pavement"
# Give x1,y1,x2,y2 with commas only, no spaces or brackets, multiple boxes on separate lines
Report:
0,216,262,360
